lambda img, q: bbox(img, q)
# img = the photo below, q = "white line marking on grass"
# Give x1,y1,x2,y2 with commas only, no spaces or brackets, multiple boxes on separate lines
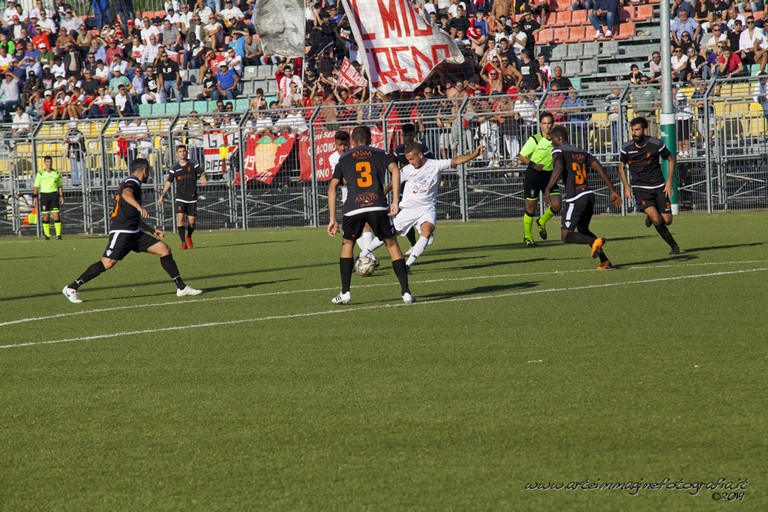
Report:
2,267,766,350
2,259,768,328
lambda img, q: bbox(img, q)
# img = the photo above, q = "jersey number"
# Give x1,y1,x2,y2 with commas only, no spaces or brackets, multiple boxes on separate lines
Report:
110,194,120,218
356,162,372,188
572,162,587,185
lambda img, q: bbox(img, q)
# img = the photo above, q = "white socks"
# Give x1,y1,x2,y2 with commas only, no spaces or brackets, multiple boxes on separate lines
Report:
406,236,430,267
361,237,384,258
356,231,374,253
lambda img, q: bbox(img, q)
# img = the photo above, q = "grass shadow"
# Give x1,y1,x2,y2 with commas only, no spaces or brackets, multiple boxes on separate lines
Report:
420,281,539,301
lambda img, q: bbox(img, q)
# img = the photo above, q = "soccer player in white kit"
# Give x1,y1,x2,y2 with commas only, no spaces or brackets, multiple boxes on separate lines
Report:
360,142,485,270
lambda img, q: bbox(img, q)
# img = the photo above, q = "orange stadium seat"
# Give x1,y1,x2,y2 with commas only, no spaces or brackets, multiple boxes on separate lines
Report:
637,5,654,21
754,11,764,21
551,11,571,27
615,21,636,40
554,0,573,10
537,28,556,45
571,10,588,25
567,26,587,42
553,27,569,43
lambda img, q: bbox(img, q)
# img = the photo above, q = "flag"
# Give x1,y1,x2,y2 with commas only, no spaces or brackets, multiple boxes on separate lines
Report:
237,133,297,185
252,0,306,58
340,0,464,95
22,208,37,226
336,58,368,93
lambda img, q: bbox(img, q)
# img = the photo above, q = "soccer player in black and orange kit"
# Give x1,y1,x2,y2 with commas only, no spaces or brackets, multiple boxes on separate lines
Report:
327,125,414,305
62,158,201,304
157,144,207,250
618,116,681,254
545,125,622,269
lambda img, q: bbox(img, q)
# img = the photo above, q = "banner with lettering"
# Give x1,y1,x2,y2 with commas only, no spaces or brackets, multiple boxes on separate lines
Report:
336,57,368,93
298,128,385,181
236,133,297,185
203,131,239,177
340,0,464,94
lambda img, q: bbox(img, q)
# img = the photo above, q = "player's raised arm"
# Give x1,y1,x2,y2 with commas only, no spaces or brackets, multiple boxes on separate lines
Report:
327,177,340,236
590,159,622,208
450,145,485,168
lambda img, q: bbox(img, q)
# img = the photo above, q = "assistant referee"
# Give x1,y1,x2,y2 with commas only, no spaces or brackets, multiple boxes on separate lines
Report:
32,155,65,240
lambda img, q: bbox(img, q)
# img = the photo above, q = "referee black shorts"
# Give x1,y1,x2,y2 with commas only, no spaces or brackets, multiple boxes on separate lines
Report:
102,231,162,261
39,192,60,213
342,210,397,242
524,169,560,201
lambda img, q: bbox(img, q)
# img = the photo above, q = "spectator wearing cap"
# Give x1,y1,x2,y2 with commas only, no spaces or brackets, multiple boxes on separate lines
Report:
157,50,182,102
197,67,217,99
220,0,245,34
108,66,131,93
0,72,20,120
41,89,56,120
37,42,54,66
105,38,123,65
213,62,238,100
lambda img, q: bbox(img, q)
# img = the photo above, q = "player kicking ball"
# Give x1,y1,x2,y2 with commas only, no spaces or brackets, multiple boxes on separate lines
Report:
545,126,622,269
327,126,413,305
62,158,202,303
359,143,485,271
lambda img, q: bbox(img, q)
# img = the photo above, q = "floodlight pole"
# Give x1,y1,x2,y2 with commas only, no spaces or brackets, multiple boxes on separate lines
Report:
660,3,679,214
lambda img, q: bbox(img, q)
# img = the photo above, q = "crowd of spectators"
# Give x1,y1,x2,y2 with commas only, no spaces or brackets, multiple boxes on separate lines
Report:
0,0,766,148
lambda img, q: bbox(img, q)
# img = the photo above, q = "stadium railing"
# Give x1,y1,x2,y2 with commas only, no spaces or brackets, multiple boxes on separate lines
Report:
2,76,767,236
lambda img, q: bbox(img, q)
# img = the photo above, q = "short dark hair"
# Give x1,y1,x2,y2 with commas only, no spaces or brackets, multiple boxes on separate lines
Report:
402,123,416,134
630,116,648,130
44,155,53,161
351,125,372,146
550,125,569,141
539,111,554,123
176,144,187,151
404,141,422,155
334,130,350,143
130,157,149,175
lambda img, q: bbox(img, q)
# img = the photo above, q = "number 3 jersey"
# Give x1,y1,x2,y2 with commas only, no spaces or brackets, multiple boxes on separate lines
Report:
333,145,395,216
552,144,598,202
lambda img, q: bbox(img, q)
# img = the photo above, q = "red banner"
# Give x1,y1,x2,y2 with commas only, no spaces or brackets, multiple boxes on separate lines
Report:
336,58,368,93
298,128,385,182
236,133,297,185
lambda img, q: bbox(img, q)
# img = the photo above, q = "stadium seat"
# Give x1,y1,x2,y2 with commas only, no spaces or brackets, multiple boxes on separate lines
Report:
551,11,571,27
166,103,181,115
244,66,259,80
614,22,636,40
194,100,209,113
235,98,250,111
151,104,166,116
537,28,555,46
571,10,588,25
637,5,654,21
566,26,586,43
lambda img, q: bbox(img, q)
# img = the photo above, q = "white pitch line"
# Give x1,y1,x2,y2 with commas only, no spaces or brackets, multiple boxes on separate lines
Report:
2,267,765,350
2,258,767,328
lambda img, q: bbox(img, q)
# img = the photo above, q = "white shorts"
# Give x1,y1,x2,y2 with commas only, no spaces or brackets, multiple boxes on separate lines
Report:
394,205,436,235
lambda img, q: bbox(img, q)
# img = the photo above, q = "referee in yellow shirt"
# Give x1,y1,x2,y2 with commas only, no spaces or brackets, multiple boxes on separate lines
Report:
517,112,560,246
32,156,65,240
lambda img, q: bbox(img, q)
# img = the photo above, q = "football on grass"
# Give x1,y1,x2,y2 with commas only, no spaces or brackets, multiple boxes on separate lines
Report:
355,256,376,277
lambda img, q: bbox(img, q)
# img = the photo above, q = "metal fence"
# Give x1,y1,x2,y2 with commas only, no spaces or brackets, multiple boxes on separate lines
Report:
2,76,767,237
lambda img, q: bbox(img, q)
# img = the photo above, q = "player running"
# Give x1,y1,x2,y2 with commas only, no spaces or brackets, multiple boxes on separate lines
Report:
327,125,413,305
393,123,435,251
62,158,202,303
157,144,207,250
618,116,681,254
359,142,485,271
545,125,622,269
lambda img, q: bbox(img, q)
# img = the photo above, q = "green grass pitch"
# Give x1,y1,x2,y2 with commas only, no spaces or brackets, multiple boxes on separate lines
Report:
1,212,766,511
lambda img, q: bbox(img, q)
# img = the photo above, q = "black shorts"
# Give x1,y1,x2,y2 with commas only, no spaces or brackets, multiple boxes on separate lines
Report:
524,169,560,201
175,200,198,216
633,186,671,214
561,193,595,231
103,231,162,260
342,210,397,242
39,192,60,213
